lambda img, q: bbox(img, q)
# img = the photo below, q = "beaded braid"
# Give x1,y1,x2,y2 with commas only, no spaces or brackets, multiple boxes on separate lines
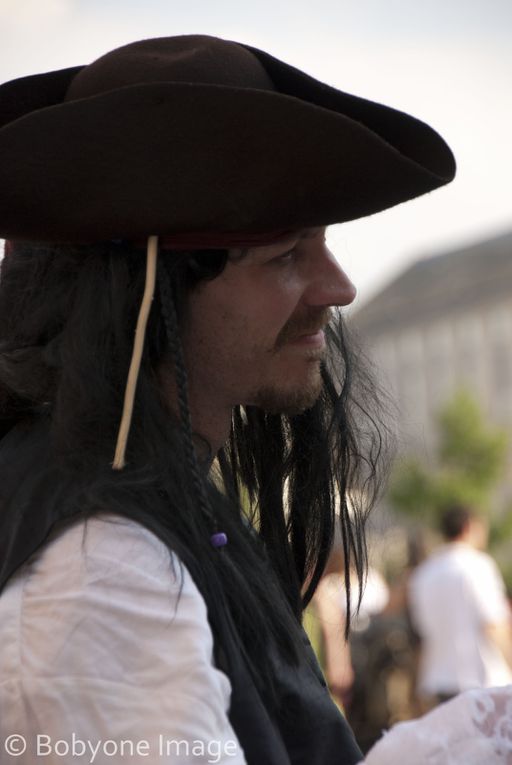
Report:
157,259,227,549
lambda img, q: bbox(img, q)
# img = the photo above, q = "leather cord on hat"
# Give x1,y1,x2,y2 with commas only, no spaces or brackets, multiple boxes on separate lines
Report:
112,235,158,469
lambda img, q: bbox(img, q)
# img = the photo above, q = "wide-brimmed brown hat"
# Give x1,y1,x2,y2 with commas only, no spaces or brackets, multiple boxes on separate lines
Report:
0,35,455,245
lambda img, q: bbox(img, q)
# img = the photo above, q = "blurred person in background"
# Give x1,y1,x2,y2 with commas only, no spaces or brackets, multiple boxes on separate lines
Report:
308,527,356,708
311,526,390,707
408,504,512,709
314,549,390,701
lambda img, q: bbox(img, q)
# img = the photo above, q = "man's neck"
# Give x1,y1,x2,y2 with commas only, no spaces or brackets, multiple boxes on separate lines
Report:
187,389,232,461
158,361,232,461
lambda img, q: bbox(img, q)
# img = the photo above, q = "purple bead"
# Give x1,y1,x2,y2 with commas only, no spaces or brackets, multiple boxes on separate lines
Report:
210,531,228,548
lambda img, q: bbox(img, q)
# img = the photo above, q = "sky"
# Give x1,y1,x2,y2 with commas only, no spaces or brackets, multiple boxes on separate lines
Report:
1,0,511,305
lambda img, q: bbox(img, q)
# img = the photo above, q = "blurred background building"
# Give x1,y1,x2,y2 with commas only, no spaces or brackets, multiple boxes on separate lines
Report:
352,229,512,463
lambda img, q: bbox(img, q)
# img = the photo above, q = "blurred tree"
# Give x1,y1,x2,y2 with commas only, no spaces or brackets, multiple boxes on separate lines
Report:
388,389,508,528
438,389,508,489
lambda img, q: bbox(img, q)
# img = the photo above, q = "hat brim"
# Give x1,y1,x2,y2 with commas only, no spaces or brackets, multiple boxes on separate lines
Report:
0,55,455,243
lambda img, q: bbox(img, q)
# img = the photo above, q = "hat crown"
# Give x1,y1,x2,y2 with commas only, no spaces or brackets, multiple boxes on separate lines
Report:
65,35,275,101
0,34,456,243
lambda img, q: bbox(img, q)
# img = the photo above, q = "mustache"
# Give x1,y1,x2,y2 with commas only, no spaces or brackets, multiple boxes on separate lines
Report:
274,308,333,349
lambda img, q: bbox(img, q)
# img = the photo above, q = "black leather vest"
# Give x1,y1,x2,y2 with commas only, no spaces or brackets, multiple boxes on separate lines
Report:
0,419,363,765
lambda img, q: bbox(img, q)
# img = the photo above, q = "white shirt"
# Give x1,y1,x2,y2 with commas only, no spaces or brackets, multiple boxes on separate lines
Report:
408,542,512,695
0,515,246,764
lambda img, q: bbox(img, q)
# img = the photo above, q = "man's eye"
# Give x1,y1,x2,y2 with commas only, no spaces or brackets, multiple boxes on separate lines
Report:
272,249,296,264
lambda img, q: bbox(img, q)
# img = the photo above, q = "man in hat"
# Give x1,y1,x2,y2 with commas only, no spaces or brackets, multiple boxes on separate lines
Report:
0,36,454,764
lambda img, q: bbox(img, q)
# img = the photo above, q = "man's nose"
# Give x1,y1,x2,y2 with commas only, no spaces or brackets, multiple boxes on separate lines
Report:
304,246,357,308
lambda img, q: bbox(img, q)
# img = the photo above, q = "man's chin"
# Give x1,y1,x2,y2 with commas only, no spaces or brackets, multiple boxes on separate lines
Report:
252,376,323,416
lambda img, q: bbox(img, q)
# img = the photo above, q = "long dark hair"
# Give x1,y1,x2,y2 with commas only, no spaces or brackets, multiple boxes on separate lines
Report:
0,239,391,700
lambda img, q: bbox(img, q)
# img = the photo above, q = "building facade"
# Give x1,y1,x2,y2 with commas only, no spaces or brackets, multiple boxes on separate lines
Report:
352,231,512,460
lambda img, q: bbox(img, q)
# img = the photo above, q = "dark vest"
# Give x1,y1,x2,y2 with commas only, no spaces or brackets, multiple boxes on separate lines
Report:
0,419,363,765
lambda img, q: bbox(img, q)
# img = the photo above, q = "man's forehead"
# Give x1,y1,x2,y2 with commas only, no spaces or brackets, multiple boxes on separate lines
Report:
227,226,326,260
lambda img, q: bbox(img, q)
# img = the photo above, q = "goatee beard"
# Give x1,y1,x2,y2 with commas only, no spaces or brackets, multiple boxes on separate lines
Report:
253,358,324,415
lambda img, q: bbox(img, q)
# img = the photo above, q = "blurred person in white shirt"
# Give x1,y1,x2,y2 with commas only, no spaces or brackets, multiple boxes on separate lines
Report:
408,504,512,708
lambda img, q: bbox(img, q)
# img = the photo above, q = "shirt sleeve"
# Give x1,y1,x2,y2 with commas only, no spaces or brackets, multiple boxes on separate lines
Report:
10,514,247,764
467,554,511,627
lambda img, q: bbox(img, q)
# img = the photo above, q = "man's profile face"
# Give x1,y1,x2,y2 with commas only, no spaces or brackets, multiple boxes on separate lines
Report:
180,227,356,416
